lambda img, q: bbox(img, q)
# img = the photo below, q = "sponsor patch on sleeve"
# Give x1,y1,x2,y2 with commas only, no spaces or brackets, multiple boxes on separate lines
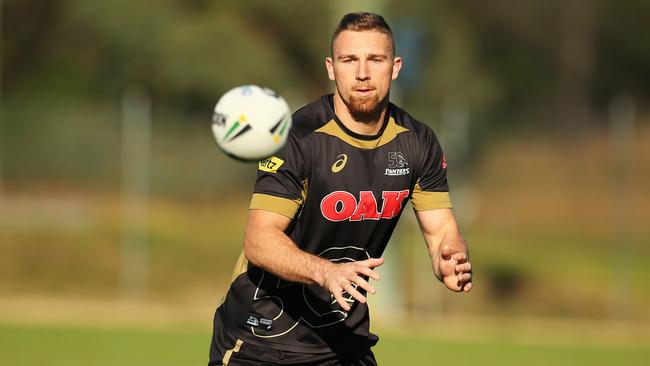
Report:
258,156,284,173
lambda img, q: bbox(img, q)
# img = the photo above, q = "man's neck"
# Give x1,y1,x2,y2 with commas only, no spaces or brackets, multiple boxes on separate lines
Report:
333,92,387,136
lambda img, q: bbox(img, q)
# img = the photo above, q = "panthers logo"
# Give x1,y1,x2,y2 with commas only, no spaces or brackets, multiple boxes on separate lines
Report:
388,152,408,168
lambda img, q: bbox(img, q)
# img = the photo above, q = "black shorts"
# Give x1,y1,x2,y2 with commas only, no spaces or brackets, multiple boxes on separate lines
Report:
208,310,378,366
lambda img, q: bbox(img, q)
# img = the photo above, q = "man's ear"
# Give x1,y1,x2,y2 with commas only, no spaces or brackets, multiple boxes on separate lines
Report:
391,56,403,80
325,57,335,81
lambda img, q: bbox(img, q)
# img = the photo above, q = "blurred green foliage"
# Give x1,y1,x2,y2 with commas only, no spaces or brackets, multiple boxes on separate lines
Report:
4,0,650,119
2,0,650,192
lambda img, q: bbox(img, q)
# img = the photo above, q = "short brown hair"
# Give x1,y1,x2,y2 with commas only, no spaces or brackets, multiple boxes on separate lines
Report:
331,12,395,56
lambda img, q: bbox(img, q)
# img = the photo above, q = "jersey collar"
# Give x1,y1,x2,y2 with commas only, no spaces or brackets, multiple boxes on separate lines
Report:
317,94,409,149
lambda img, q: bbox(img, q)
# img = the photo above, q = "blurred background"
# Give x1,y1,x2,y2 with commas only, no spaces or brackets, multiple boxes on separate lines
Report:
1,0,648,365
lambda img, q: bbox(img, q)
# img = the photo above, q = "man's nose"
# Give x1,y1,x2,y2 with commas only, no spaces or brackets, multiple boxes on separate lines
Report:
356,61,370,81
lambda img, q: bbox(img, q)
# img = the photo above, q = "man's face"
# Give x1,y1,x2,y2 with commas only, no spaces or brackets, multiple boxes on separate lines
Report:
326,30,402,120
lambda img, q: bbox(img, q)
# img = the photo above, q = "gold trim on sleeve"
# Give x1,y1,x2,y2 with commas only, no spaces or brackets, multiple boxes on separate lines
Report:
249,193,302,219
411,182,453,211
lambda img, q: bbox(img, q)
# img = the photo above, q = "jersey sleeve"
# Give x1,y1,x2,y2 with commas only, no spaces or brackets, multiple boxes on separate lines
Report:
249,133,307,219
411,128,452,211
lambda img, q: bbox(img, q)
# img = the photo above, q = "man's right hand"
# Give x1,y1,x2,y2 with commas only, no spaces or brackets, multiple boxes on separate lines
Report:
319,257,384,311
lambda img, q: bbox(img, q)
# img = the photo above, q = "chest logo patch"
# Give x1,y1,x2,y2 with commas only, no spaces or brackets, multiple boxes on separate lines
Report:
320,190,410,222
331,154,348,173
385,152,410,176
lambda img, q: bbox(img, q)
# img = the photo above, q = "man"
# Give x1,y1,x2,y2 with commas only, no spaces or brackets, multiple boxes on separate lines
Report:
210,12,472,366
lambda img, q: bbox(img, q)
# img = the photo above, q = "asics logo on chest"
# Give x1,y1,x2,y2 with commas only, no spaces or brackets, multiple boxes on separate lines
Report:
320,190,410,222
331,154,348,173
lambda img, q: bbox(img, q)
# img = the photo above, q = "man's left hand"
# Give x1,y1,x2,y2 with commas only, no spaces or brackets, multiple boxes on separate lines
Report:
438,244,472,292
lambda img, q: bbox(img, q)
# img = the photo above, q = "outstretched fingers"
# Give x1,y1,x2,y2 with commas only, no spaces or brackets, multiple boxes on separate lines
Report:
358,257,385,269
355,264,381,282
324,258,384,310
331,287,350,311
343,281,367,305
351,274,375,295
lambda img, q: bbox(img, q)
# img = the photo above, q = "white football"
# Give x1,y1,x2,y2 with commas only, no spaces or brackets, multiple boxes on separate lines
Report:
212,85,292,161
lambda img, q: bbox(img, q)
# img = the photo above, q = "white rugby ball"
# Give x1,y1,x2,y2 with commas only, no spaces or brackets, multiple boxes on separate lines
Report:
212,85,292,161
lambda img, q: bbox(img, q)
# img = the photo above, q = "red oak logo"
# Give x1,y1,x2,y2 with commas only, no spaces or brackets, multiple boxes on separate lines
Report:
320,190,410,222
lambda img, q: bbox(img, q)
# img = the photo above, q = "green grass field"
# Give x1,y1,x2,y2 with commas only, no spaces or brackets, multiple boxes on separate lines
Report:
2,322,648,366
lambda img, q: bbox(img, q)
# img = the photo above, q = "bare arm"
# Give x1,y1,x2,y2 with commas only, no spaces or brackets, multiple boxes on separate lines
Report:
244,209,384,310
414,208,473,292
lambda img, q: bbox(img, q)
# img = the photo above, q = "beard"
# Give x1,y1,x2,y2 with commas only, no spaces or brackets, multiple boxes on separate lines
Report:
343,88,389,123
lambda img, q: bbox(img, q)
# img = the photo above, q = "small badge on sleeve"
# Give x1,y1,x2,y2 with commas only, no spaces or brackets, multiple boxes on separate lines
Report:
258,156,284,173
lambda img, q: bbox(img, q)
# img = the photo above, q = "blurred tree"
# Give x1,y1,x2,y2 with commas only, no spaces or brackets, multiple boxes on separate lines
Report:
3,0,649,125
453,0,650,131
593,0,650,104
1,0,650,190
2,0,63,90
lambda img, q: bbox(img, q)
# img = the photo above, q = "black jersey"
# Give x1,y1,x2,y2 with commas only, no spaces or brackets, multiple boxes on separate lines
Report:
218,94,451,354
